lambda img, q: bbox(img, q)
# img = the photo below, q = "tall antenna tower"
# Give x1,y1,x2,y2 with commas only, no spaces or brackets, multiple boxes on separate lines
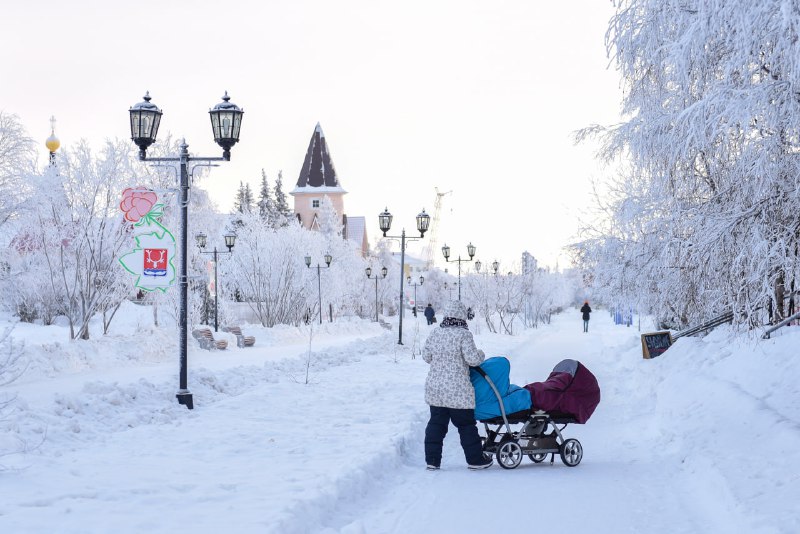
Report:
423,187,452,269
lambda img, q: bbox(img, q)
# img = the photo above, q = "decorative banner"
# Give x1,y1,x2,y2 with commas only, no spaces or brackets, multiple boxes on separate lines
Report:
118,187,177,292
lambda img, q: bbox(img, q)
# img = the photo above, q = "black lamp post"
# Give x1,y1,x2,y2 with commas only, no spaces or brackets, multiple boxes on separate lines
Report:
378,207,430,344
128,91,244,410
407,275,424,316
442,242,475,301
365,266,388,322
195,232,236,332
306,253,332,324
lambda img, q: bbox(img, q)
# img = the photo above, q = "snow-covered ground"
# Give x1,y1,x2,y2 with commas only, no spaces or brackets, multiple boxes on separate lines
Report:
0,303,798,533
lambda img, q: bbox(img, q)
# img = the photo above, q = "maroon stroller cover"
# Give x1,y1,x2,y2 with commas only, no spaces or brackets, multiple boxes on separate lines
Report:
523,359,600,424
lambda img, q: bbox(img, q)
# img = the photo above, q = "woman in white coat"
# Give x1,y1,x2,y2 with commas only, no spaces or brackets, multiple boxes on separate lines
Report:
422,300,493,470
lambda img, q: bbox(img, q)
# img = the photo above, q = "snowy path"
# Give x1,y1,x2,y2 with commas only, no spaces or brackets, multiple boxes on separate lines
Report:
1,309,798,533
324,312,789,534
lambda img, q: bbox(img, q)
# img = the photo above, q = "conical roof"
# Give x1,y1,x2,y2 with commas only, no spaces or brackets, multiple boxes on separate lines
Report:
296,123,341,188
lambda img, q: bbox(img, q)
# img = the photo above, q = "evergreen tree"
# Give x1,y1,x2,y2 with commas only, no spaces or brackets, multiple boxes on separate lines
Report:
317,195,343,239
243,182,254,214
258,169,276,223
273,170,294,225
233,182,255,214
233,181,246,214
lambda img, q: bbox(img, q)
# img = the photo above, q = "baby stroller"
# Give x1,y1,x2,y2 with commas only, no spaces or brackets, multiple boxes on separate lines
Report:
469,357,600,470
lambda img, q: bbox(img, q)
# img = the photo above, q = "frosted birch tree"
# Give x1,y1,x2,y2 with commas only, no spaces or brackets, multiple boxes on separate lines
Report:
0,112,37,228
576,0,800,328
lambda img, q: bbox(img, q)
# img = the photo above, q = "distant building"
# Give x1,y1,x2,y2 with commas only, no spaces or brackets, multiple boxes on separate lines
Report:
521,251,538,275
290,123,368,255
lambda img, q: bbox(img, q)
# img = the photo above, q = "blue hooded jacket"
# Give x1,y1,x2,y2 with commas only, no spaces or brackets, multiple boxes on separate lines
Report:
469,356,532,420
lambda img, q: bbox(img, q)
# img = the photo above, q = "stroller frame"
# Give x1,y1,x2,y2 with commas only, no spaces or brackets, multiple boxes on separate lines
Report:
474,367,584,470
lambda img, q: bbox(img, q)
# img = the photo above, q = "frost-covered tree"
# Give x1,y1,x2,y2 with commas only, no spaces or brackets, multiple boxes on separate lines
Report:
233,181,254,214
5,140,136,338
316,195,343,238
273,170,293,224
0,327,29,463
225,213,314,326
576,0,800,328
224,209,371,326
257,169,277,224
0,112,37,228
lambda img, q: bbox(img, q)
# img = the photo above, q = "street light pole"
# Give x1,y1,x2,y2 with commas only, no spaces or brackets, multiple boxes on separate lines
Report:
378,208,430,345
306,254,332,324
442,242,476,301
444,281,457,300
366,266,388,322
407,275,424,315
128,91,244,410
196,233,236,332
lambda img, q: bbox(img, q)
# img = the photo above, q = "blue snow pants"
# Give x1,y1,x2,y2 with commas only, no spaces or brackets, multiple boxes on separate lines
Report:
424,405,484,467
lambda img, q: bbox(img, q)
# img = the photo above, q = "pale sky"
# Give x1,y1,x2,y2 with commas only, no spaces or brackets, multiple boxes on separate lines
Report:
2,0,622,270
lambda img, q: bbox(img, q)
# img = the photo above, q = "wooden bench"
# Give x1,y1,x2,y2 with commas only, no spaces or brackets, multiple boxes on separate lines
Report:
222,325,256,348
192,328,228,350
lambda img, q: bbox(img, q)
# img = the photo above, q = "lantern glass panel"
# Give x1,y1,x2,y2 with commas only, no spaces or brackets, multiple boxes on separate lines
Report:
378,209,393,233
416,209,430,234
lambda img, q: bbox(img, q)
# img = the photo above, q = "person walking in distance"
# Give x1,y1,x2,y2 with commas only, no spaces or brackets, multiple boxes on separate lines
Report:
424,303,436,325
422,300,492,471
581,300,592,333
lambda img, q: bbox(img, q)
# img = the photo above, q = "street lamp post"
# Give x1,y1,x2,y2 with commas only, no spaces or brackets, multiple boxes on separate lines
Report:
128,91,244,410
407,275,424,316
195,232,236,332
442,242,476,301
444,281,457,300
365,266,388,322
305,253,332,324
377,207,430,345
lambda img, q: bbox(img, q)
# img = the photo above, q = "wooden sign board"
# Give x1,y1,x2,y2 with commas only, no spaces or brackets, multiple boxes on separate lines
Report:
641,331,673,359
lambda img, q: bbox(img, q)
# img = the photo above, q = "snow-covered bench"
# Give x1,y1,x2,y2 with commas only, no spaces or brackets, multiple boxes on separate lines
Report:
192,328,228,350
222,325,256,348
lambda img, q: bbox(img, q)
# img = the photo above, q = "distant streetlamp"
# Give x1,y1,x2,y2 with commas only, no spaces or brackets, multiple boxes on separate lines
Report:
377,207,430,344
444,281,458,300
305,253,332,324
128,91,244,410
365,266,388,322
475,260,499,276
407,275,424,316
195,232,236,332
442,242,475,300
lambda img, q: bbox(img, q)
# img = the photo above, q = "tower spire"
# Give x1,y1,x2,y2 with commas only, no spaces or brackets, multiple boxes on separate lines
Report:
296,122,339,188
45,115,60,166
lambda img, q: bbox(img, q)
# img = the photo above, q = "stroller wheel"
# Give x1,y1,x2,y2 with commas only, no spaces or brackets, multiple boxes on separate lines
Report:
559,439,583,467
528,453,547,463
496,440,523,469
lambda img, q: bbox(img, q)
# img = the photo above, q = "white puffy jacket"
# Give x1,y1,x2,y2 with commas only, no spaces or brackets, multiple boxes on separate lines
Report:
422,301,485,409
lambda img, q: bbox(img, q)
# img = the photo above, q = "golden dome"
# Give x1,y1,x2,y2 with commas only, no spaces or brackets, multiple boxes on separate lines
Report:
46,115,60,153
46,134,60,153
